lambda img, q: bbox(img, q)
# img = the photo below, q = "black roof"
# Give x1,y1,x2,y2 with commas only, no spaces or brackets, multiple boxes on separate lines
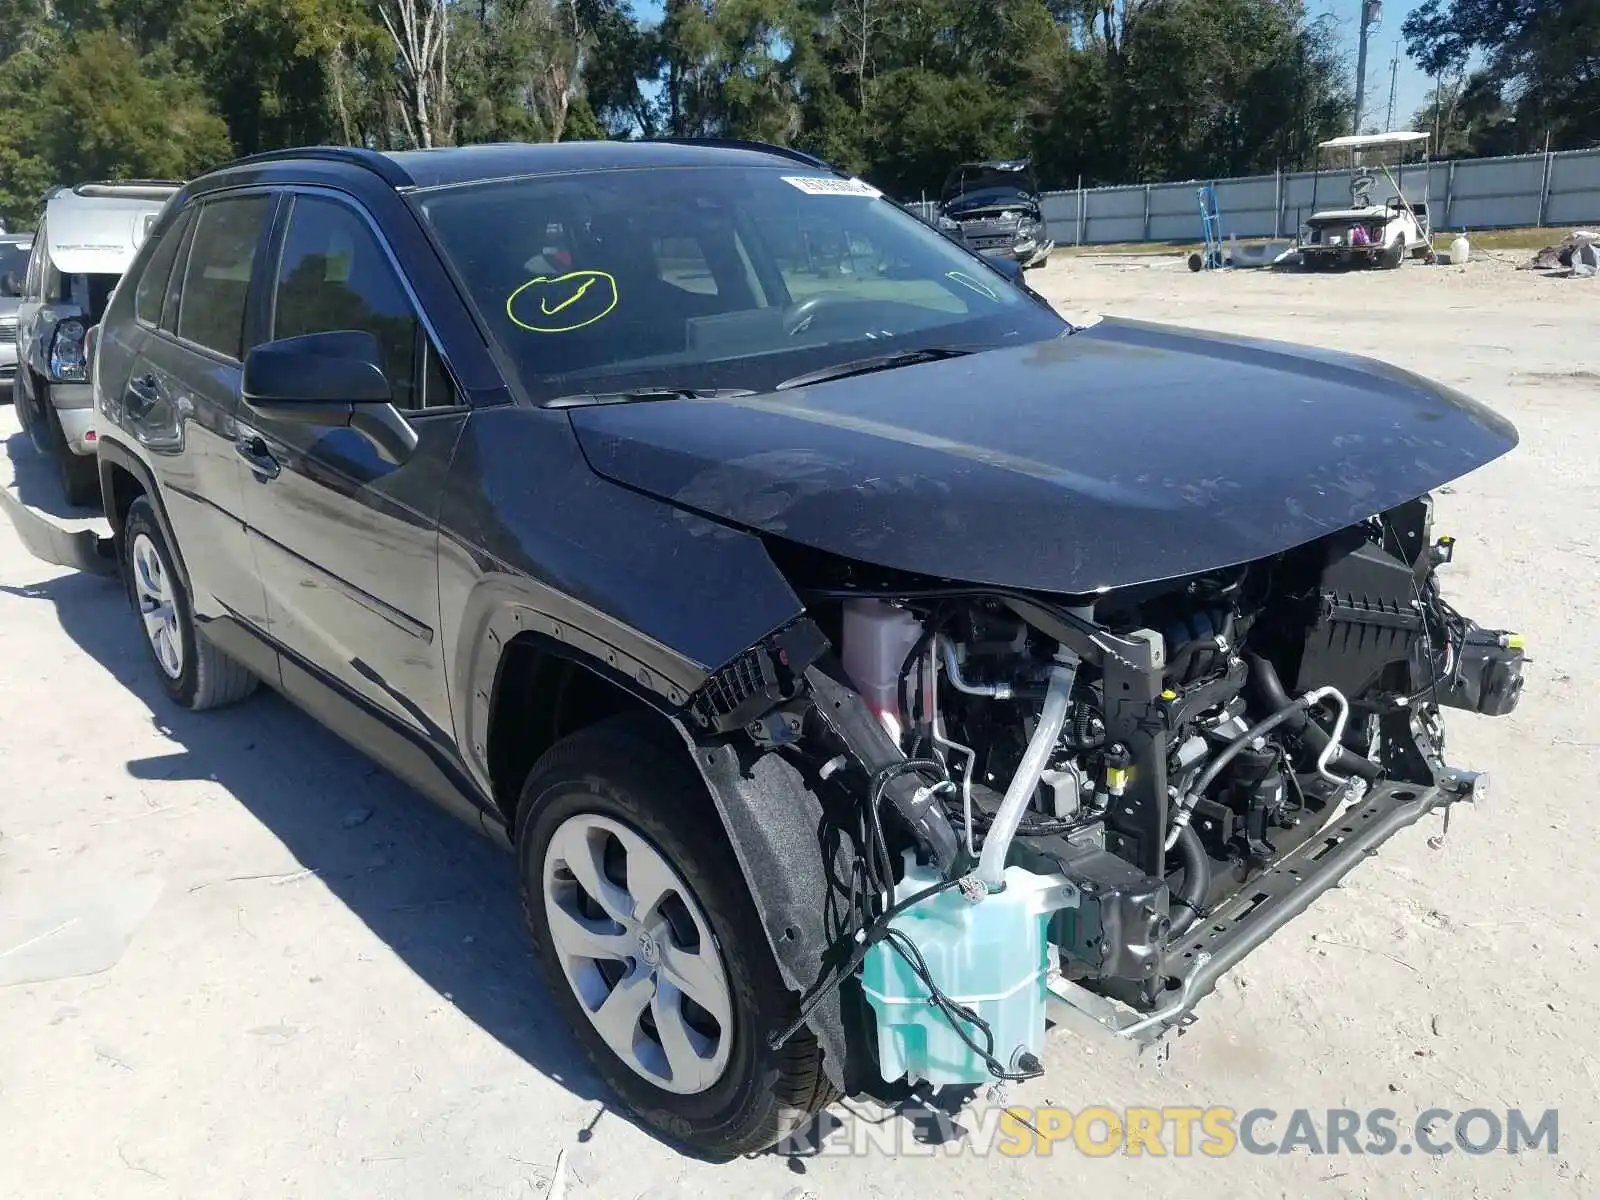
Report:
215,138,840,193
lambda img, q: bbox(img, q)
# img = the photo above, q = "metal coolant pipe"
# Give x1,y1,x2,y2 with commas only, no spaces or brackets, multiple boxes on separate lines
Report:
975,658,1078,891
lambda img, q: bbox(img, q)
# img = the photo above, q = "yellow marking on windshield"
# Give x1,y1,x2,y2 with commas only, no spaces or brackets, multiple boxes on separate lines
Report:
507,269,619,333
540,277,596,315
945,270,998,300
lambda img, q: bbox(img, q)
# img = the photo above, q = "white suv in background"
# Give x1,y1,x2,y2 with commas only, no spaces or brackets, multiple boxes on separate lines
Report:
13,181,181,506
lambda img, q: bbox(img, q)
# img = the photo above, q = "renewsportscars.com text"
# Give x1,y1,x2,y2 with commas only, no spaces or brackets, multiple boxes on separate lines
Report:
775,1106,1560,1158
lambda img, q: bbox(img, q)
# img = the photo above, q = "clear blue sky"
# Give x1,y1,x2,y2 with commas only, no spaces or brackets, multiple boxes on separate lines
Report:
629,1,1435,133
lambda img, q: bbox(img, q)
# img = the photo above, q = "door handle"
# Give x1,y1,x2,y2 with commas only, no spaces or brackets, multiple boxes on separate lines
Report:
236,434,281,480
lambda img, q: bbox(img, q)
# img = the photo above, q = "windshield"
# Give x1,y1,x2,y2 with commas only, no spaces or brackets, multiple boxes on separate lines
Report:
416,165,1064,401
0,242,30,296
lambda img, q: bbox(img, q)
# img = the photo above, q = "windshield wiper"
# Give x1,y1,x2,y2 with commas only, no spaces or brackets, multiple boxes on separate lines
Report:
543,386,757,410
775,346,975,391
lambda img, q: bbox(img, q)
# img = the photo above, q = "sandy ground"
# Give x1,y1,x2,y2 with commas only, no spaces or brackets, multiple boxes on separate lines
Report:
2,253,1597,1198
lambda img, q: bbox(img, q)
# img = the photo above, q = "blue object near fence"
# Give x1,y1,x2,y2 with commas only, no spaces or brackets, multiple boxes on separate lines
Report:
1196,185,1225,270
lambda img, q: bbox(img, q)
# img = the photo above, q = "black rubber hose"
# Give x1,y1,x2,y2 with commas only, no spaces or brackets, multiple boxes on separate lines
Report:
1245,654,1383,783
1166,824,1210,941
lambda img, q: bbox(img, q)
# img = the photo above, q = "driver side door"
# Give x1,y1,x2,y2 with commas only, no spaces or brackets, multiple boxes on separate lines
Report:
238,189,469,748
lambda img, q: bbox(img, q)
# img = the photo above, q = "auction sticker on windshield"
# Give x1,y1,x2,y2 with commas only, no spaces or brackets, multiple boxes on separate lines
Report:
782,175,881,198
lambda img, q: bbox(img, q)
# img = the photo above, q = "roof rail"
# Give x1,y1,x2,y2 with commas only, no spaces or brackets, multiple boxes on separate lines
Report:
69,181,184,200
218,145,414,188
641,137,844,175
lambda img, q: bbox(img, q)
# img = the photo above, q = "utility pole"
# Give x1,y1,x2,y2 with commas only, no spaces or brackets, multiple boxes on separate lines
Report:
1353,0,1384,135
1385,38,1400,129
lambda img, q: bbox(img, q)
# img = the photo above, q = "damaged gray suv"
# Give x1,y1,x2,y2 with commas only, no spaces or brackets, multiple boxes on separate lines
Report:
32,139,1525,1156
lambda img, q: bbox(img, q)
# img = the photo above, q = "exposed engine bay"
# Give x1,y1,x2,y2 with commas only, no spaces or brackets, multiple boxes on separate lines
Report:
699,493,1527,1090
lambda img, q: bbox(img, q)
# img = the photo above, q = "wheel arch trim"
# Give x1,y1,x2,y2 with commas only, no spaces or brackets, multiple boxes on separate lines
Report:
97,436,191,596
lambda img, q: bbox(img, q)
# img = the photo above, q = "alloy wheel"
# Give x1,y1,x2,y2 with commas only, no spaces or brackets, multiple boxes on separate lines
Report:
541,812,735,1095
131,532,183,680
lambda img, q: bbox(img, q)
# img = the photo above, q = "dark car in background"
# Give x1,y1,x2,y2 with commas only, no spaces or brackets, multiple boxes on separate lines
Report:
4,138,1525,1160
936,157,1053,268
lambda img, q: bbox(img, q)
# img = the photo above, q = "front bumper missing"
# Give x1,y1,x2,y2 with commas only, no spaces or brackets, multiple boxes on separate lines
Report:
0,483,117,574
1045,776,1482,1045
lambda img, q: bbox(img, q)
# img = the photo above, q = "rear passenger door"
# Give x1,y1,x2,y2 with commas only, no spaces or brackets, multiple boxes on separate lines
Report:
238,189,467,744
112,192,279,661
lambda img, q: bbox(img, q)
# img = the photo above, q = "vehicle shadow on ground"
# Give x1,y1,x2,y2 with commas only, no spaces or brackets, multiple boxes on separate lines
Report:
0,566,629,1137
3,430,98,520
1,562,961,1167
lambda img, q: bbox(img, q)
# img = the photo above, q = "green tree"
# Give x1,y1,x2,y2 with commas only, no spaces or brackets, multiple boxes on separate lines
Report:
1403,0,1599,154
36,31,234,182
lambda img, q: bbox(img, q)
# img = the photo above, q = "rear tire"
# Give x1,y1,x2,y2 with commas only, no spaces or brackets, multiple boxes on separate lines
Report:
516,716,836,1157
58,445,98,508
123,496,258,711
1379,239,1405,270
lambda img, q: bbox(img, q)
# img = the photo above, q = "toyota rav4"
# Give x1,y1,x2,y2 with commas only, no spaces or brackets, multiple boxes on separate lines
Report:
9,139,1525,1158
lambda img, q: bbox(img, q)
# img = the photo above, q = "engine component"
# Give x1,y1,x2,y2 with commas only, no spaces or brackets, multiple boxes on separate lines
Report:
786,492,1521,1072
1247,654,1384,783
860,853,1072,1087
1012,835,1170,985
1428,627,1527,716
1165,694,1317,850
841,599,926,741
975,657,1078,890
1293,533,1423,700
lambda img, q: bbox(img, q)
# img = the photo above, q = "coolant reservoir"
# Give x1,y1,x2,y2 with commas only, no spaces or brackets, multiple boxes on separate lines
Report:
841,600,925,742
861,855,1071,1087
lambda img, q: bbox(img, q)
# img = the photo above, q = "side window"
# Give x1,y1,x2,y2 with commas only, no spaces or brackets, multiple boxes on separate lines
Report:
135,211,191,326
651,235,718,296
176,194,272,360
24,219,45,298
272,195,446,410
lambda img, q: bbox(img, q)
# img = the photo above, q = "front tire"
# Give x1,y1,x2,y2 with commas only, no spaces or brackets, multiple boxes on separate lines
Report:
516,717,835,1157
123,496,257,710
16,372,39,440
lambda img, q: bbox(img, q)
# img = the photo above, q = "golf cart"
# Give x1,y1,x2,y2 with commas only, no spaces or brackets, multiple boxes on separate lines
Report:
1298,131,1434,270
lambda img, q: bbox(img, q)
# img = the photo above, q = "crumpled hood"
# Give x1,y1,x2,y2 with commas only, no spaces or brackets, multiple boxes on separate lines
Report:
567,317,1519,594
942,195,1038,220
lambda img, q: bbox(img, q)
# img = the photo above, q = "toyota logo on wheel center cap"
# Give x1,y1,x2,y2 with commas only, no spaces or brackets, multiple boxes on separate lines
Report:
636,930,661,966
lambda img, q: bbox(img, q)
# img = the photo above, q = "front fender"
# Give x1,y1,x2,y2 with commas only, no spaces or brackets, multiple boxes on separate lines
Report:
439,405,808,798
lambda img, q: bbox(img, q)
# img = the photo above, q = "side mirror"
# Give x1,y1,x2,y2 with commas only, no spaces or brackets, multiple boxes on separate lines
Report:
243,330,417,462
242,330,393,408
